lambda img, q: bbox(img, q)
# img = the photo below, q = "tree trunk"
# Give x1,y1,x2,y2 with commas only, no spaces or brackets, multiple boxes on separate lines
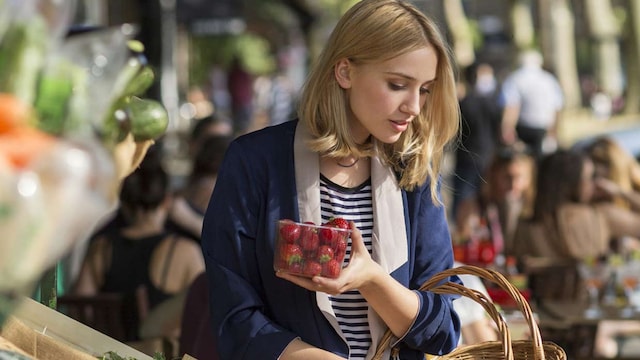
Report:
585,0,624,98
548,0,582,109
510,0,536,52
443,0,475,69
621,0,640,114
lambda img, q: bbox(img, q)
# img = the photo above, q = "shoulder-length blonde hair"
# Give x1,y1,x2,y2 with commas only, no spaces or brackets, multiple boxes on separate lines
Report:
298,0,459,202
587,136,640,203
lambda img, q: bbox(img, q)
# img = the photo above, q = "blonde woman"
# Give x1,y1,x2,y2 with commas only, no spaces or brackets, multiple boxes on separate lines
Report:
201,1,462,359
587,136,640,211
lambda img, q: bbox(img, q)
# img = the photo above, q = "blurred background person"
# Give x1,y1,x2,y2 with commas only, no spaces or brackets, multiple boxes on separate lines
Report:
72,156,205,343
455,143,536,258
227,55,255,136
268,51,298,126
500,49,564,159
168,133,231,242
586,136,640,211
512,150,640,302
179,272,218,360
452,61,503,220
452,262,499,346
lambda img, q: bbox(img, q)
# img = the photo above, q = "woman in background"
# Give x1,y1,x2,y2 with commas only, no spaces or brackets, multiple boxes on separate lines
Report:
73,158,205,342
513,150,640,301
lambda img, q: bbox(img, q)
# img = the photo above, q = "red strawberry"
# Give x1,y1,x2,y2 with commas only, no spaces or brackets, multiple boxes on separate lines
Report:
322,259,341,278
328,217,349,230
288,261,303,274
281,244,303,265
300,226,319,251
303,260,322,277
319,225,337,245
280,220,301,243
334,238,347,262
317,245,334,263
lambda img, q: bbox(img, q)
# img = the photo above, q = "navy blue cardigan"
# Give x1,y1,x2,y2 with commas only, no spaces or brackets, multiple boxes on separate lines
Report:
201,120,460,359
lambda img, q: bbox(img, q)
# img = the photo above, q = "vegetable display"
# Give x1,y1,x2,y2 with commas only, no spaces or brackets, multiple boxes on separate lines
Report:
0,0,169,333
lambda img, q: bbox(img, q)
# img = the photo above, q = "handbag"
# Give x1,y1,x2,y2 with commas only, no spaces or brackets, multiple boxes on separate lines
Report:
372,265,566,360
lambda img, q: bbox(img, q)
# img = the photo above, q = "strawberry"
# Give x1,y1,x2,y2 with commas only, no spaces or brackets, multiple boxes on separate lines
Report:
303,260,322,277
321,217,350,247
288,261,303,274
317,245,334,263
328,217,349,230
334,238,347,262
300,225,319,251
281,244,303,265
279,220,301,243
322,259,342,278
319,225,337,245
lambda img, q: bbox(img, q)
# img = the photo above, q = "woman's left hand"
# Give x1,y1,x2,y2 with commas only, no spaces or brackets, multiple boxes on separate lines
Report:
276,222,383,295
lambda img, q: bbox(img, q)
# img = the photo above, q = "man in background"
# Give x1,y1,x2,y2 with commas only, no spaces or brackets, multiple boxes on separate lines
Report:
500,50,564,159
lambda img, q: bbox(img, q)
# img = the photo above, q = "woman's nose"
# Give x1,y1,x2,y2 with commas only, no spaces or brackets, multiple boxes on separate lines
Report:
401,91,421,116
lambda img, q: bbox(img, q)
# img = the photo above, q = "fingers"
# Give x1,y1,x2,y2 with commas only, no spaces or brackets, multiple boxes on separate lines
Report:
276,271,317,289
349,221,366,254
276,270,342,295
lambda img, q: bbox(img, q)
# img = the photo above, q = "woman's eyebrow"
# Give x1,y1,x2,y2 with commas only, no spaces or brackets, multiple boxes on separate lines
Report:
384,71,437,85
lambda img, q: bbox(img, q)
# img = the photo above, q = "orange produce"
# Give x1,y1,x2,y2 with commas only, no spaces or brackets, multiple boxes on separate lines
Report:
0,126,56,169
0,93,31,134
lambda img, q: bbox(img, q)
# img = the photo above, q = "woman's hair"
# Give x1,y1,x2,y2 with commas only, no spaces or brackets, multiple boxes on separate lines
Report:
587,136,640,195
120,158,169,212
298,0,459,200
532,150,586,221
190,134,232,182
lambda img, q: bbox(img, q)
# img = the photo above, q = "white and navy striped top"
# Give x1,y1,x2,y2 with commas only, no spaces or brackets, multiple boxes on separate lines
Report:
320,174,373,359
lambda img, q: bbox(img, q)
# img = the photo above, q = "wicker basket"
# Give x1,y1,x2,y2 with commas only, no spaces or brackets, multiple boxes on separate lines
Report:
373,265,566,360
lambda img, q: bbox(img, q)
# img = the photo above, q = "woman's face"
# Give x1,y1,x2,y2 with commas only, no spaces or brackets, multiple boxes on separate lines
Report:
493,158,532,201
578,158,596,203
336,46,438,144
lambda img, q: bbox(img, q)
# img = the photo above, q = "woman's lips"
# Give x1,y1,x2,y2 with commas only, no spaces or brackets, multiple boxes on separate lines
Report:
390,120,409,132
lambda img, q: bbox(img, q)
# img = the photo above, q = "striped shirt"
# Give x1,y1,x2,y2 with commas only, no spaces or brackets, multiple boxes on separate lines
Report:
320,174,373,359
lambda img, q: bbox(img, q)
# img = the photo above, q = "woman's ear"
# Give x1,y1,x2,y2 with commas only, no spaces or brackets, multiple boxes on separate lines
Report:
335,59,352,89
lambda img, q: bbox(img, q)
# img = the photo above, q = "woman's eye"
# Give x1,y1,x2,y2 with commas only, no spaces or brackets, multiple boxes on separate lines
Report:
419,87,431,95
388,83,405,91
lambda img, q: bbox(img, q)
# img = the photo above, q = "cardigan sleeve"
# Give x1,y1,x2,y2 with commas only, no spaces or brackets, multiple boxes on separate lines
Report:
398,179,462,356
201,140,298,359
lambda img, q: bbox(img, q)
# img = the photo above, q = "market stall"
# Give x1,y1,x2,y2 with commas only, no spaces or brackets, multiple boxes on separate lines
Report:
0,0,173,358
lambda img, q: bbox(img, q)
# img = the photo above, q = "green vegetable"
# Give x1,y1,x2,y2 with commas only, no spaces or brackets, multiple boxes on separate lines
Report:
0,18,48,104
127,39,145,54
126,96,169,141
34,73,73,135
123,66,154,97
33,58,90,136
101,97,132,144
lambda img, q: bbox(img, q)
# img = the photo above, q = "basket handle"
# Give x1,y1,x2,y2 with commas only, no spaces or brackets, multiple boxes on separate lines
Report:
372,265,544,360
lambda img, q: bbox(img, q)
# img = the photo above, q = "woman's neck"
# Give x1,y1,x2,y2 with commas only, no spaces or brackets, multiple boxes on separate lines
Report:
122,209,167,238
320,156,371,188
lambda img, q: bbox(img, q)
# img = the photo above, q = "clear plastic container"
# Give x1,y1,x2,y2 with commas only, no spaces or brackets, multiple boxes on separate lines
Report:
274,219,351,279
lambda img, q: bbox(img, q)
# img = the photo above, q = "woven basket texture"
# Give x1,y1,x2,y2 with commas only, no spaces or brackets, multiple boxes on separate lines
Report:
373,265,566,360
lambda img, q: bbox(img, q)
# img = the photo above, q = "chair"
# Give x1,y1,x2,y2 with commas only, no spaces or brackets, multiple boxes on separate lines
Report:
520,256,582,304
56,293,129,342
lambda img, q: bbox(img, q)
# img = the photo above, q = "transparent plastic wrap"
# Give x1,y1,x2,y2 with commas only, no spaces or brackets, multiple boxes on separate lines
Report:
0,0,168,325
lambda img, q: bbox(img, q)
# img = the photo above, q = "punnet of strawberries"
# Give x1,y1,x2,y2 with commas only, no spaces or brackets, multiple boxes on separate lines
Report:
274,218,351,279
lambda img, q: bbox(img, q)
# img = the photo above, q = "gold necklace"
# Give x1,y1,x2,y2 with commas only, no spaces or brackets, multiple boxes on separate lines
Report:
337,157,360,168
